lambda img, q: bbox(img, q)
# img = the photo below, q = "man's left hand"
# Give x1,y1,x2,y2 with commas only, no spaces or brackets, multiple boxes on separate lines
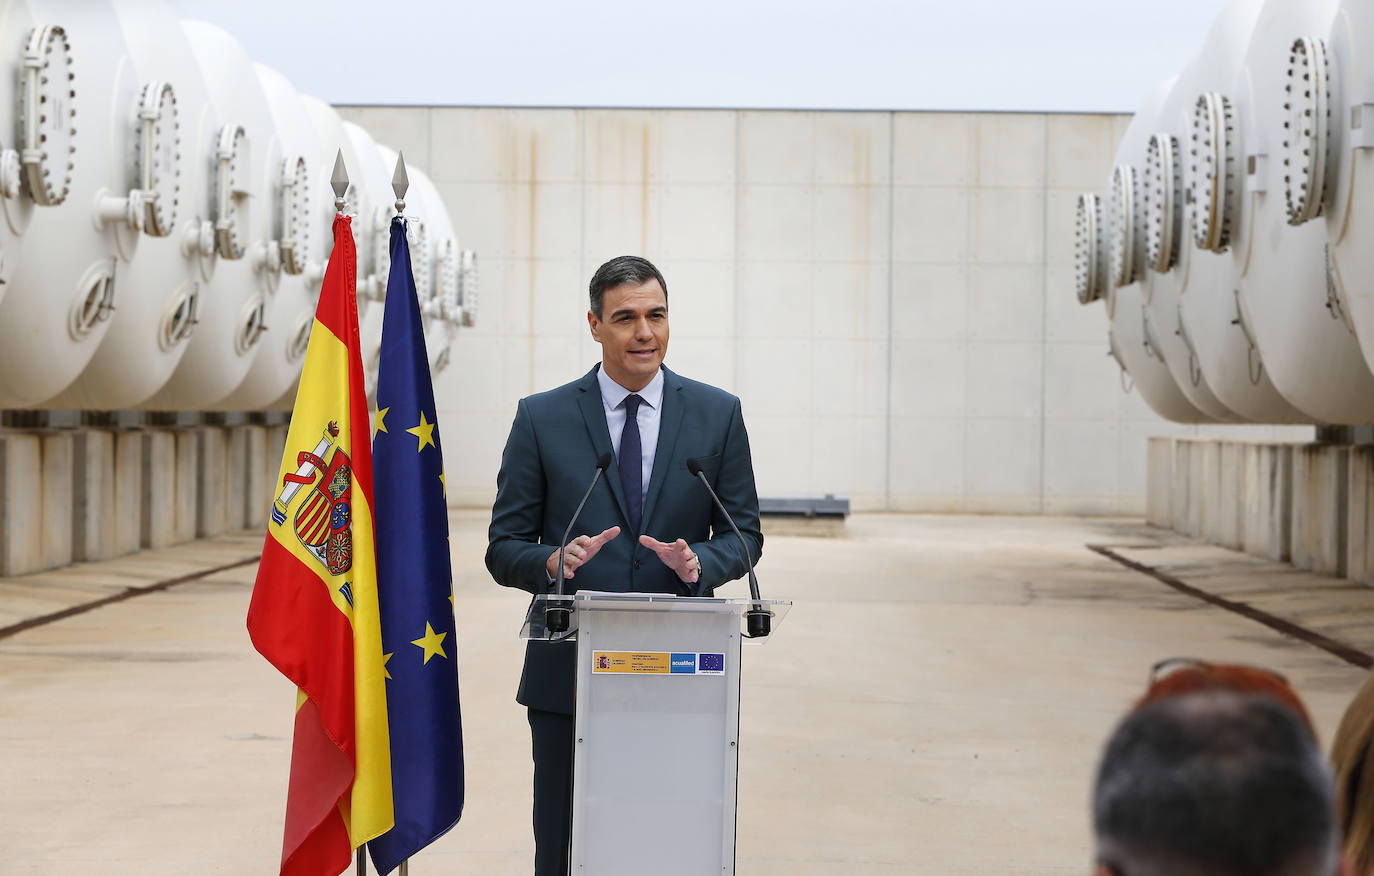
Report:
639,535,701,584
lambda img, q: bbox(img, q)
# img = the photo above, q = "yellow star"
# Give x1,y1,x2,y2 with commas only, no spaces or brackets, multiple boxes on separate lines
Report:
381,652,393,680
374,406,389,437
406,411,436,452
439,471,446,495
411,622,448,664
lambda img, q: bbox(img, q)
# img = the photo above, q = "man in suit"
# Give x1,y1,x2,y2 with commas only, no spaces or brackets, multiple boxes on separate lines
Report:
486,255,763,876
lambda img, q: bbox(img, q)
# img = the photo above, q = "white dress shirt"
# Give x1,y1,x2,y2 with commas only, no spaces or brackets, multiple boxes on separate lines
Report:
597,365,664,507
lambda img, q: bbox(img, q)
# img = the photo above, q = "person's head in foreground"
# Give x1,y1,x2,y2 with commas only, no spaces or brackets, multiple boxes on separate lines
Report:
1332,671,1374,875
1092,690,1350,876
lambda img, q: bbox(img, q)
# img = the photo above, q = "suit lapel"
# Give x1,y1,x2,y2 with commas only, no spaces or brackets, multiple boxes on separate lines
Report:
641,368,684,534
576,365,632,528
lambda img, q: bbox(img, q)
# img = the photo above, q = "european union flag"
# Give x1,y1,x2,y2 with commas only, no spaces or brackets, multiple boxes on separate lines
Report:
368,216,464,874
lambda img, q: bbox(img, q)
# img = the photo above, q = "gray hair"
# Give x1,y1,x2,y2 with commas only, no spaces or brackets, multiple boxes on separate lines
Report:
1093,691,1340,876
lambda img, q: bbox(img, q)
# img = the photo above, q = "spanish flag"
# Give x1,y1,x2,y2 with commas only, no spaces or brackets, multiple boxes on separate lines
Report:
248,214,393,876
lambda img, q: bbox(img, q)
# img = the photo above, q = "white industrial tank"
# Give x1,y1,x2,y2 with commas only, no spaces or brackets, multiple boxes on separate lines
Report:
342,120,396,400
1103,79,1215,423
50,0,214,409
410,166,461,375
0,0,178,407
1129,74,1245,422
1224,0,1374,422
269,95,366,412
375,143,456,377
1147,0,1309,422
0,0,76,300
138,20,279,409
208,63,324,411
1285,0,1374,381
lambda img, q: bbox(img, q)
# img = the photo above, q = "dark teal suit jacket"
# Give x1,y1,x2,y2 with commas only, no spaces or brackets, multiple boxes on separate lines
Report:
485,364,763,714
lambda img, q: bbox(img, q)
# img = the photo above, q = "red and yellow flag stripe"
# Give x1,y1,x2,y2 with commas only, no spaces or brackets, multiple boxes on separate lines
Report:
248,214,393,876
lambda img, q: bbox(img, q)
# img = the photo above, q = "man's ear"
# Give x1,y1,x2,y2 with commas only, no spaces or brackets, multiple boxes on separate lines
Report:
587,310,601,342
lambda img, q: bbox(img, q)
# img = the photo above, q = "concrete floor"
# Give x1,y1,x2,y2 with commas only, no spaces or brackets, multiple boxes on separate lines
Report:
2,512,1373,875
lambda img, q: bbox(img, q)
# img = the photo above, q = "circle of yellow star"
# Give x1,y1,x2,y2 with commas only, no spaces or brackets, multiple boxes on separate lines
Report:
373,406,389,437
407,411,437,452
411,622,448,664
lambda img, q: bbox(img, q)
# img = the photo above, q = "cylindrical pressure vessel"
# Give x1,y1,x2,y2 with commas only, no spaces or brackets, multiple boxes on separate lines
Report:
138,20,280,409
1131,74,1245,422
0,0,152,407
1104,79,1216,423
1146,0,1308,422
1225,0,1374,422
0,0,71,300
50,0,213,409
268,95,367,412
208,63,326,411
1289,0,1374,381
374,145,455,377
410,166,460,376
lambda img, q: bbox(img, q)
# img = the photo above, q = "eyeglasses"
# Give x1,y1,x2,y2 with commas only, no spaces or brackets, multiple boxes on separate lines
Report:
1140,656,1312,735
1149,656,1289,687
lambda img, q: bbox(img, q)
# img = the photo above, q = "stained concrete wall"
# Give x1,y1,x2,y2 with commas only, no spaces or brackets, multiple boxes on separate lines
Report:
1152,438,1367,579
338,105,1311,514
0,425,270,577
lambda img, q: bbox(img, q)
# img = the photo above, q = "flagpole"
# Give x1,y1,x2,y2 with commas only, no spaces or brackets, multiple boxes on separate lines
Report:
356,848,368,875
379,156,410,876
391,151,408,216
332,149,348,214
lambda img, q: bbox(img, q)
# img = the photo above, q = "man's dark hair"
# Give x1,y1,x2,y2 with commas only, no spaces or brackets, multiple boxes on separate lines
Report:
588,256,667,319
1093,691,1338,876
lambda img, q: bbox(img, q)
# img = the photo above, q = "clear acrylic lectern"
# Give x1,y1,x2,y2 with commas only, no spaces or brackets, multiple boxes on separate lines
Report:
522,591,791,876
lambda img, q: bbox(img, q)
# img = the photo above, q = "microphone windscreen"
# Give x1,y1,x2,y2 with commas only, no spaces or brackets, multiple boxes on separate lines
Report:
596,451,614,470
686,457,704,477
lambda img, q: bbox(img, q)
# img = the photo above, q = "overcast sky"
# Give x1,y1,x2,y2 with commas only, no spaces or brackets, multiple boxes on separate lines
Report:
168,0,1229,113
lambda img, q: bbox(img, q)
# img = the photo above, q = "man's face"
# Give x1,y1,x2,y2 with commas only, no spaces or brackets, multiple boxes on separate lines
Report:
588,279,669,391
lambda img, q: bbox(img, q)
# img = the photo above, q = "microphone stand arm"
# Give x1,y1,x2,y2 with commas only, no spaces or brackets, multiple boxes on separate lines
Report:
692,470,771,638
546,467,605,634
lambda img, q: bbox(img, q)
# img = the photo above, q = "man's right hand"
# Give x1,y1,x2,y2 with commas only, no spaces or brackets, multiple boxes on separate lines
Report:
547,526,621,581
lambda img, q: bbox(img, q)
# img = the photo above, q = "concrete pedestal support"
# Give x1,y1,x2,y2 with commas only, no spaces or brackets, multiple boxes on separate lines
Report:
1291,444,1349,578
1347,447,1374,586
1242,444,1292,563
73,430,116,562
39,431,74,571
1215,442,1245,550
1177,440,1206,538
173,430,198,544
113,430,142,556
142,431,176,549
225,426,251,532
1146,438,1172,528
0,431,77,576
0,433,41,576
196,427,229,538
242,425,267,530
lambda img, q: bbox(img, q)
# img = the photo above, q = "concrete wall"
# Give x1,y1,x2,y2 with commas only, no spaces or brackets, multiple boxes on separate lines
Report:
337,106,1311,514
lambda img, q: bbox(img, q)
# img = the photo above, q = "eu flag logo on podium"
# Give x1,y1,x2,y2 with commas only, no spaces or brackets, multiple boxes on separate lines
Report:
367,215,465,874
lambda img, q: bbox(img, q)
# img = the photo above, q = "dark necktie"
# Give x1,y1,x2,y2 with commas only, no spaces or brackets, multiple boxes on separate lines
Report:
619,393,643,534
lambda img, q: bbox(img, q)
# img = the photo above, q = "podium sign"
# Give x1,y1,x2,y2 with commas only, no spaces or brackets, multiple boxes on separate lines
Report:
525,593,789,876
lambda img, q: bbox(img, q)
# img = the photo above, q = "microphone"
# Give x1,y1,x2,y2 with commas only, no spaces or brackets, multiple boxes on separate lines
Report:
546,451,614,634
686,457,771,638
